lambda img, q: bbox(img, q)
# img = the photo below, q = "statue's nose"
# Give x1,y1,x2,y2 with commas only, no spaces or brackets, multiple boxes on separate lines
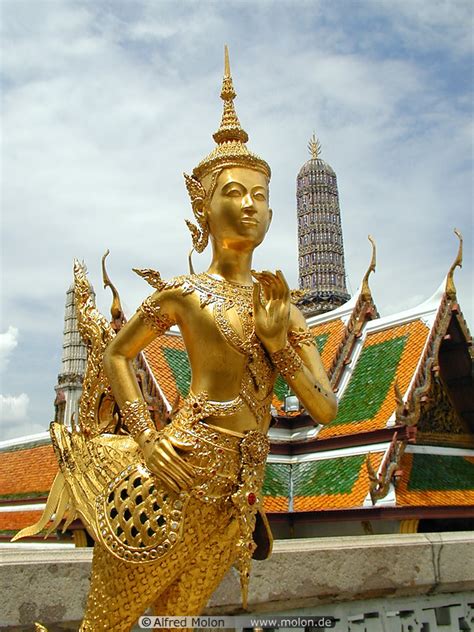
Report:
242,193,255,211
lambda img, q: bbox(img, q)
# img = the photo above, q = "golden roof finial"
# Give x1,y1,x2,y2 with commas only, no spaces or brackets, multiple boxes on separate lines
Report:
308,132,322,159
361,235,376,299
213,45,248,145
445,228,463,300
191,46,270,181
101,250,125,330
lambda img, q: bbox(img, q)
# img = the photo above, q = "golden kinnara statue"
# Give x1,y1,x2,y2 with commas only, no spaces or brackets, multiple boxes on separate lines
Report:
14,48,337,631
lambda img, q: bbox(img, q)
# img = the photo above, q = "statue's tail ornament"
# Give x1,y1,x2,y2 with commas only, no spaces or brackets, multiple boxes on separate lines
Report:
11,473,70,541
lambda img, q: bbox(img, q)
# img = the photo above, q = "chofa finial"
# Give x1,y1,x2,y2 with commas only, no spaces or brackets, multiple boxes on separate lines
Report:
308,132,322,159
101,250,124,328
361,235,376,299
445,229,463,300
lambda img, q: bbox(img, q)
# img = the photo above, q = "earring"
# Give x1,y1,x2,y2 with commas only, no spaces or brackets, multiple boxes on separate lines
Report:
185,218,209,253
183,173,209,253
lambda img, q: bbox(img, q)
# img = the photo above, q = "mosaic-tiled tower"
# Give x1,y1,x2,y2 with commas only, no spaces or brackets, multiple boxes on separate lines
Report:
297,135,350,315
53,282,88,426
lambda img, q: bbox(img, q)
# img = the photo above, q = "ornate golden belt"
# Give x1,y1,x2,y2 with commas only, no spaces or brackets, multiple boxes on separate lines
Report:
96,408,269,566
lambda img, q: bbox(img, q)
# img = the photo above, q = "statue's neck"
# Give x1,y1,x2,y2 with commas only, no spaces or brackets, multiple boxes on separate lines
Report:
207,243,254,286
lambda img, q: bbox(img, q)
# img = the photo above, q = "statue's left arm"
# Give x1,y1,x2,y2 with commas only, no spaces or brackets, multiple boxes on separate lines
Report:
252,270,337,426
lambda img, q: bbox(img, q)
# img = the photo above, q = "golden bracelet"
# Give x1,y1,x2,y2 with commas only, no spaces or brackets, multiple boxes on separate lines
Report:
270,343,303,379
288,327,315,349
121,399,155,439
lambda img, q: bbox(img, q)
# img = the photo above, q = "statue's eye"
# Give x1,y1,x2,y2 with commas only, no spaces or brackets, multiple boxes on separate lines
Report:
227,188,241,197
254,192,266,201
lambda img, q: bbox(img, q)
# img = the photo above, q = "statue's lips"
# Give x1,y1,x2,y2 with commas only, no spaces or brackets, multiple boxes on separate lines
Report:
241,217,259,226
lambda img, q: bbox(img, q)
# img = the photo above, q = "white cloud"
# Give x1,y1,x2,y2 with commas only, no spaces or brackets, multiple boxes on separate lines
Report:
370,0,473,58
0,327,19,372
0,393,29,422
0,329,32,439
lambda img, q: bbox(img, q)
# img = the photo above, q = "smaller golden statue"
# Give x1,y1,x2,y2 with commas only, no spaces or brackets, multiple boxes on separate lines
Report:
14,47,337,631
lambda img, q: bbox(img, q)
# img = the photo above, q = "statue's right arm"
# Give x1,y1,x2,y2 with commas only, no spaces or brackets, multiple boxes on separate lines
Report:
103,307,158,409
103,290,196,492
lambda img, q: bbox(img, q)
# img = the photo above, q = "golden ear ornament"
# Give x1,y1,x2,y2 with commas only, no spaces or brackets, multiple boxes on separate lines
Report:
184,218,209,254
183,172,210,254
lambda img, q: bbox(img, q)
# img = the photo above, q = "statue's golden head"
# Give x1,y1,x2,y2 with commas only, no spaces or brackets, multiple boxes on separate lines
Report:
184,47,271,254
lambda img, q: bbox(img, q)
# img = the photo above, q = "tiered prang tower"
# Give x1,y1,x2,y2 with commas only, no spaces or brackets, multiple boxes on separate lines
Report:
296,134,350,316
53,282,88,426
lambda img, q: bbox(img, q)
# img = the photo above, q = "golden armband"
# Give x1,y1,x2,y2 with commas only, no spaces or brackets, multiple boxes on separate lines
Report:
288,327,315,349
270,343,303,380
121,399,155,440
137,296,174,335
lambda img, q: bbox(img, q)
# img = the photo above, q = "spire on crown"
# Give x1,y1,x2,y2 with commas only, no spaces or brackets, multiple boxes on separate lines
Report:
191,46,270,182
213,46,249,145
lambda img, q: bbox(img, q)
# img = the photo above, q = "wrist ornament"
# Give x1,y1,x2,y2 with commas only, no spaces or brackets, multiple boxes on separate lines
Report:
121,399,155,440
270,343,303,380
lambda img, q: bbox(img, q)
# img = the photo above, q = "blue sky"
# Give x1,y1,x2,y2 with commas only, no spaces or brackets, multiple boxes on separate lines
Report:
1,0,472,440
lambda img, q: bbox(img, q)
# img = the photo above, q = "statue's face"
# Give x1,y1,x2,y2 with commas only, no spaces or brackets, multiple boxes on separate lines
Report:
204,167,272,250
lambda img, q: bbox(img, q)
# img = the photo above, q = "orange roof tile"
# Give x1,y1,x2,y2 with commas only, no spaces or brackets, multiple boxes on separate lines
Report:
263,496,289,512
309,318,346,373
144,332,187,405
0,510,48,532
0,445,57,498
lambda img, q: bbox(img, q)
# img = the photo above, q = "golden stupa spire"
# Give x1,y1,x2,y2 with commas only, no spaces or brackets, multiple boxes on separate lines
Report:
213,45,249,145
308,132,322,159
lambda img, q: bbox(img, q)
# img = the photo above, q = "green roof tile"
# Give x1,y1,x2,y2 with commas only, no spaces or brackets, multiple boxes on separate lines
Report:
163,347,191,397
262,463,290,497
408,454,474,491
315,333,329,354
293,455,365,496
274,374,291,400
332,335,407,425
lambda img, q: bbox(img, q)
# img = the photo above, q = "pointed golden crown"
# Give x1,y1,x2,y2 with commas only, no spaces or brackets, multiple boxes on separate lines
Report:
192,46,271,181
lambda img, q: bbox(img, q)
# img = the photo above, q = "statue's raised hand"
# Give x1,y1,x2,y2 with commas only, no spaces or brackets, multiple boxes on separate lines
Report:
252,269,290,353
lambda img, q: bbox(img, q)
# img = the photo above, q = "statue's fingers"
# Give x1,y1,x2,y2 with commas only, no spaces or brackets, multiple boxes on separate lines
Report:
170,460,195,484
168,435,195,451
256,275,273,302
276,270,290,295
252,282,265,313
152,469,181,494
161,445,196,482
261,270,278,300
159,457,193,489
160,474,182,494
275,269,290,300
